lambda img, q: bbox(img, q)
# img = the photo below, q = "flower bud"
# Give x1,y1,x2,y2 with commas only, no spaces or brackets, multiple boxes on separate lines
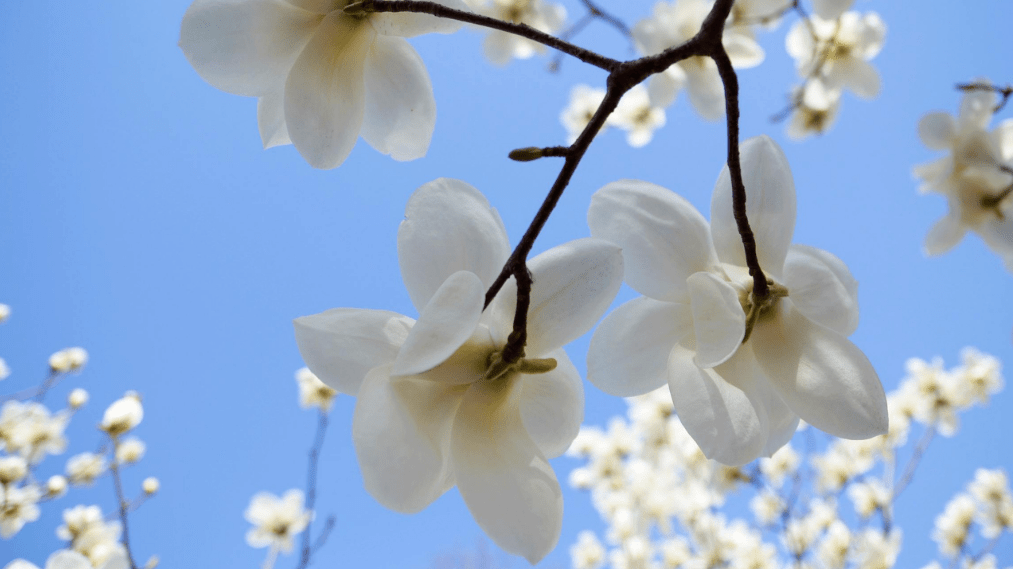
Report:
116,437,146,464
101,392,144,435
0,455,28,484
143,477,160,495
68,388,89,410
0,358,9,381
47,475,68,497
0,304,10,323
49,347,88,373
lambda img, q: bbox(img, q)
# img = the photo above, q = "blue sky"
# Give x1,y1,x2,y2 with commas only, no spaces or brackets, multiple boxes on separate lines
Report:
1,0,1011,567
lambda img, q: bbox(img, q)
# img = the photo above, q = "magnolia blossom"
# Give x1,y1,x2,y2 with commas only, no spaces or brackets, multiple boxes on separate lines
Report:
786,80,841,140
100,393,143,436
295,178,623,562
142,477,160,495
608,84,666,148
0,304,9,323
0,401,69,464
48,348,88,373
560,84,607,144
915,86,1013,269
785,11,886,102
0,455,28,484
0,484,40,538
727,0,791,30
632,0,764,120
245,489,312,552
295,367,337,411
0,359,9,381
2,550,127,569
180,0,468,169
587,136,887,465
66,452,107,486
474,0,566,65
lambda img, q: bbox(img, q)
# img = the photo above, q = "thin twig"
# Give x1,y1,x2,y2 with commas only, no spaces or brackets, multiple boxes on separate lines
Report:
892,425,936,500
109,437,140,569
297,410,331,569
1,370,62,403
579,0,631,37
957,81,1013,113
349,1,619,71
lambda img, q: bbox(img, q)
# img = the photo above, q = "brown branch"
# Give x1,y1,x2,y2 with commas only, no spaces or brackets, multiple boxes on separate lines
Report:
347,0,620,72
957,81,1013,113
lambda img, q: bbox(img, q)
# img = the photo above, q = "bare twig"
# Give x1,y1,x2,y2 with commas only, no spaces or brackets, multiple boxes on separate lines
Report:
297,410,332,569
892,426,936,500
957,81,1013,113
109,437,140,569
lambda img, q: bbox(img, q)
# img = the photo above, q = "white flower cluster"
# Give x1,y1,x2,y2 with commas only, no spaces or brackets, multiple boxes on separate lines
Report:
784,0,886,139
567,349,1004,569
470,0,567,65
560,84,666,148
929,469,1013,568
915,83,1013,271
244,489,312,554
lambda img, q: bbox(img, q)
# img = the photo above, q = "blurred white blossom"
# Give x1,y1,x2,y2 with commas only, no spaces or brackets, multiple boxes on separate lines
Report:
295,367,337,412
473,0,566,65
101,393,143,436
48,348,88,373
68,389,89,410
115,438,146,464
0,401,70,464
608,84,666,148
142,477,160,495
0,484,41,538
561,85,607,144
244,489,311,553
0,455,28,485
66,452,108,486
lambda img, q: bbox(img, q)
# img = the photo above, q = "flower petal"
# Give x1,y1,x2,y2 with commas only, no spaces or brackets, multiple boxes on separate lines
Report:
959,86,997,130
827,58,880,100
370,0,469,37
994,118,1013,162
353,365,466,513
518,348,583,458
711,135,796,279
179,0,320,96
811,0,853,20
783,244,859,336
46,550,93,569
685,64,726,121
754,381,799,457
501,238,624,355
587,297,691,397
751,299,888,439
785,20,813,62
918,112,957,150
452,379,562,564
923,214,966,256
589,180,718,302
724,32,764,69
293,308,414,395
647,66,686,108
284,12,374,169
687,271,746,369
398,178,510,311
667,344,768,466
392,271,485,377
360,36,435,161
257,88,291,149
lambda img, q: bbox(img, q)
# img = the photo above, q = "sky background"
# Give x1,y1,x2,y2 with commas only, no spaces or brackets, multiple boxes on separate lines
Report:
2,0,1012,567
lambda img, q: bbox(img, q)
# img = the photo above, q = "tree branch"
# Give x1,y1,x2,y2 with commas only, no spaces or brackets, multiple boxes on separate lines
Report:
109,437,140,569
297,410,331,569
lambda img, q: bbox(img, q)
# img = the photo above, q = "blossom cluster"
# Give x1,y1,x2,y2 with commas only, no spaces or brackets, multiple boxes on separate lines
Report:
1,322,157,569
915,83,1013,272
566,349,1008,569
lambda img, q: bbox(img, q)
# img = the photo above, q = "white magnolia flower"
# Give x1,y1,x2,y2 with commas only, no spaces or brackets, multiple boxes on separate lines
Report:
0,484,41,538
101,393,143,435
0,304,9,324
810,0,853,21
786,79,842,140
0,401,70,464
47,475,68,497
115,438,146,464
785,11,886,101
561,84,607,144
142,477,160,495
728,0,791,29
180,0,468,169
915,85,1013,269
632,0,764,120
2,550,116,569
0,455,28,484
67,388,89,410
608,84,667,148
48,348,88,373
294,178,623,562
295,367,337,411
66,452,108,486
587,136,887,465
475,0,566,65
244,489,312,552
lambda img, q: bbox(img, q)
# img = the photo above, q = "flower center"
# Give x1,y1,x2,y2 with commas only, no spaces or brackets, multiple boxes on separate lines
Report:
482,351,557,382
739,279,789,343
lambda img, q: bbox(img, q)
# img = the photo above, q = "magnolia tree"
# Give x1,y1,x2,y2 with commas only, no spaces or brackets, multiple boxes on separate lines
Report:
2,0,1012,568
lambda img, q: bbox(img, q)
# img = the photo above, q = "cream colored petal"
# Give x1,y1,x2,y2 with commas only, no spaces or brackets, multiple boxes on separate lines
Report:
353,365,465,513
685,65,726,121
452,379,562,564
687,271,746,369
752,300,888,439
370,0,469,37
924,214,967,256
518,349,583,458
811,0,853,20
360,36,435,161
783,244,859,336
647,66,687,108
827,58,880,100
918,112,957,150
393,271,485,377
257,89,291,148
724,32,764,69
293,308,414,395
180,0,320,96
284,13,374,169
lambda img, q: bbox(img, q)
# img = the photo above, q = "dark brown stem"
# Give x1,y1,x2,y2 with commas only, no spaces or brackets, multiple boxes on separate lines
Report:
351,1,619,72
109,437,140,569
957,82,1013,113
297,410,331,569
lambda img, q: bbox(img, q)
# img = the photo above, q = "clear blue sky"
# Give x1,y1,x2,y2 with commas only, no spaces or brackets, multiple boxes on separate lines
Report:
1,0,1011,567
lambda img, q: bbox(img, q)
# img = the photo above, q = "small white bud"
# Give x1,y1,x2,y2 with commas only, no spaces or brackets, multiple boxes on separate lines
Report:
145,555,160,569
101,392,144,435
47,475,68,497
0,357,9,381
49,347,88,372
116,437,146,464
143,477,160,495
68,388,89,409
0,455,29,484
0,303,10,323
66,452,107,485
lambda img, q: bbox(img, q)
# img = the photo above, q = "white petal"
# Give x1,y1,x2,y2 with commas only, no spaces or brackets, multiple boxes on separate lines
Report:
667,345,768,466
724,33,764,69
587,297,691,397
257,89,291,148
647,66,686,108
912,156,953,193
687,271,746,368
685,65,726,121
353,365,465,513
802,78,838,111
370,0,469,37
751,377,798,457
827,58,880,99
393,271,485,376
924,214,967,256
589,180,718,302
360,36,435,161
783,244,859,336
46,551,92,569
95,550,129,569
811,0,853,20
452,380,562,564
482,31,516,66
751,300,888,439
918,112,957,150
711,135,796,279
293,308,414,395
960,86,997,130
858,13,887,58
492,238,623,356
284,13,374,169
398,178,510,311
785,20,813,62
993,118,1013,162
179,0,320,96
518,349,583,458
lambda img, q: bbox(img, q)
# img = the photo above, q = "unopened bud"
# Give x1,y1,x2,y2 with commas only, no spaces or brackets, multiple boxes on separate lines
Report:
143,477,160,495
68,388,89,409
509,147,545,162
47,475,68,497
0,304,10,323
